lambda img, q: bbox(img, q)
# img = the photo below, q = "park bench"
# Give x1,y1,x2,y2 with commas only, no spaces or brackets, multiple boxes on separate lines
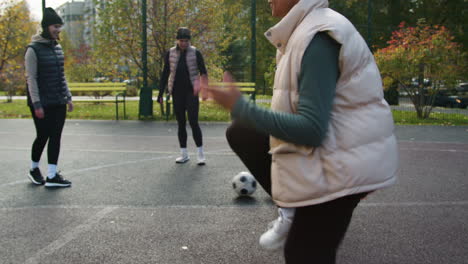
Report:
209,82,256,103
68,82,127,120
159,82,256,121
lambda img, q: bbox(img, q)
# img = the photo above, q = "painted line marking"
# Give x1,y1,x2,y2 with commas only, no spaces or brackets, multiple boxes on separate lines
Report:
399,147,468,153
0,155,175,189
1,145,467,154
0,149,232,189
0,147,234,155
1,201,467,211
0,131,227,139
360,200,468,207
23,207,117,264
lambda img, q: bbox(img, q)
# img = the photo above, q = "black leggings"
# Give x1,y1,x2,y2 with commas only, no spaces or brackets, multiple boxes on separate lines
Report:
226,120,366,264
29,104,66,165
173,90,202,148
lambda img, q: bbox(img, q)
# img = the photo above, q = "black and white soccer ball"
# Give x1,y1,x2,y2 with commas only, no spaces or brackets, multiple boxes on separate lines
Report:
231,171,257,196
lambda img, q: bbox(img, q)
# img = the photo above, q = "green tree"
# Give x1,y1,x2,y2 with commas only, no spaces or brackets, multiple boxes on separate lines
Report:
331,0,466,51
219,0,251,81
0,0,36,101
406,0,467,49
220,0,277,93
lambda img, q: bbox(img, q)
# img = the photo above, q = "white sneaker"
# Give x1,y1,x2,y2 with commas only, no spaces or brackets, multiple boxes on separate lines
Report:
175,155,189,163
197,151,206,165
259,208,293,250
176,148,189,164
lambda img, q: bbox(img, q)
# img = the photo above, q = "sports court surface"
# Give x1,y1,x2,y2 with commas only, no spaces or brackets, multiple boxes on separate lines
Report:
1,119,467,264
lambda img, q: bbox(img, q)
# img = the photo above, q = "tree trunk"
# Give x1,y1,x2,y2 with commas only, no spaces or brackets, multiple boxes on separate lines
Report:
415,105,424,118
416,63,426,119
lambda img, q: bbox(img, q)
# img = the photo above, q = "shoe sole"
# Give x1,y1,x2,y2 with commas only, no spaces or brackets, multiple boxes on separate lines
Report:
259,238,286,251
197,161,206,166
28,174,44,185
45,182,71,188
175,158,189,164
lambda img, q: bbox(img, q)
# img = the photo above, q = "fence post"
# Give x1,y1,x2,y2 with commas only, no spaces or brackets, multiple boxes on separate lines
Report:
367,0,373,51
251,0,256,85
138,0,153,119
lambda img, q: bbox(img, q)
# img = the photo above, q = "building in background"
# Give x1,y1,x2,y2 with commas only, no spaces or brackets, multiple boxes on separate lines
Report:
55,0,104,48
82,0,96,46
56,0,85,48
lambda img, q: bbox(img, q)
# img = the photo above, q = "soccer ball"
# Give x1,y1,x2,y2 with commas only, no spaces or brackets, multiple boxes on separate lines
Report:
232,171,257,196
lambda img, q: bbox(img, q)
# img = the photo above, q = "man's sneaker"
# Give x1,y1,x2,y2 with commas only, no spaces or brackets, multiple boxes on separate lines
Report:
259,208,293,250
45,173,71,188
28,168,45,185
175,155,189,164
197,152,206,166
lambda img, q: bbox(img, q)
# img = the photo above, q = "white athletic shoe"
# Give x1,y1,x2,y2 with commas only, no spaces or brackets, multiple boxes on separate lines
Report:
259,208,293,250
175,155,189,164
197,151,205,165
176,148,189,164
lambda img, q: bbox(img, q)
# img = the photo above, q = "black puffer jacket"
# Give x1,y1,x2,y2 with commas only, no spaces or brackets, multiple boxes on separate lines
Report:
26,41,70,107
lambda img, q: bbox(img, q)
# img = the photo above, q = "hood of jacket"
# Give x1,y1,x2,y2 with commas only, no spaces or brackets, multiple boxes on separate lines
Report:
31,34,56,45
266,0,328,54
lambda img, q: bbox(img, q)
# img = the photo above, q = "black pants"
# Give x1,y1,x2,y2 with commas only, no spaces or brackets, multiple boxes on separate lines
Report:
226,120,365,264
29,104,66,165
173,90,203,148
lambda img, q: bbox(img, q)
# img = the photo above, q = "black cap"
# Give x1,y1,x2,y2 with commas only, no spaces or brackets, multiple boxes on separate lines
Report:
176,27,191,40
41,7,64,29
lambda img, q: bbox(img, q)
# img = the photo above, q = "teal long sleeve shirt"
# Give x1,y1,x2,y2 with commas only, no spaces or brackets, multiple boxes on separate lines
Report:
231,32,341,147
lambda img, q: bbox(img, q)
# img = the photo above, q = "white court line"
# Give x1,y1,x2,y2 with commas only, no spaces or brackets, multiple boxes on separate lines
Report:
1,200,467,211
0,155,174,189
0,131,227,139
0,149,233,189
0,147,175,154
360,200,468,207
1,145,467,154
399,147,468,153
23,207,117,264
63,155,177,175
0,146,234,155
398,140,468,145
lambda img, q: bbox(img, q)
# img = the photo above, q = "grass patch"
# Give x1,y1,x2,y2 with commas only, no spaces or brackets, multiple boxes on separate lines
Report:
393,110,468,126
0,99,467,125
0,100,233,121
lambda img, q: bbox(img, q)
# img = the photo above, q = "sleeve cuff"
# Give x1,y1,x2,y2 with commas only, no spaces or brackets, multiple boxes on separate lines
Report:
33,102,42,110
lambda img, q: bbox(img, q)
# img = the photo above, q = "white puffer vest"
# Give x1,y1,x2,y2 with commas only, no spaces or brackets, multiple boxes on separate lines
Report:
265,0,399,207
168,45,199,94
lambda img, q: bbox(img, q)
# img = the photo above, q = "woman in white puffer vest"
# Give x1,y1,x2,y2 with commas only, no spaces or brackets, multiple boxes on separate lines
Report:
209,0,398,263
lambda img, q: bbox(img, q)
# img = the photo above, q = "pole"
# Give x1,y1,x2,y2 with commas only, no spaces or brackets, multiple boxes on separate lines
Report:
251,0,256,98
42,0,46,12
367,0,373,51
138,0,153,119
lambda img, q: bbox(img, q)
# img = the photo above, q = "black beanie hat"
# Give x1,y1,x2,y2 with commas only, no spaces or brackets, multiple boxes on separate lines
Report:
176,27,191,40
41,7,64,29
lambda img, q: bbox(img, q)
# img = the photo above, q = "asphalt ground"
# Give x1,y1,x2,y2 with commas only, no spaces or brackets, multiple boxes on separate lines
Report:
0,119,467,264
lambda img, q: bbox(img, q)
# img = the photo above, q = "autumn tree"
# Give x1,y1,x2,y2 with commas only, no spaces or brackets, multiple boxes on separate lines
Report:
65,44,97,82
374,20,466,118
92,0,224,88
0,0,36,101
